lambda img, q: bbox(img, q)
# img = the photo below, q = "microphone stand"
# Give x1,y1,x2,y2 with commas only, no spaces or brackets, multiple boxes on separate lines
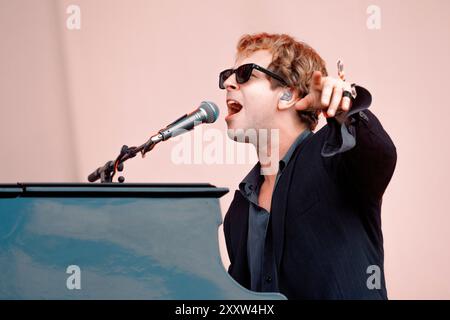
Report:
87,133,163,183
87,103,215,183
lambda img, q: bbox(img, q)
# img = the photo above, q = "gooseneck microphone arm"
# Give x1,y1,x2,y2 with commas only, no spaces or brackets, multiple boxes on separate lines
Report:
87,101,219,183
87,132,164,183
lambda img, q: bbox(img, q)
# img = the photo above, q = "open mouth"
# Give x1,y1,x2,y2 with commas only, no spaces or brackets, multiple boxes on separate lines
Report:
226,99,243,118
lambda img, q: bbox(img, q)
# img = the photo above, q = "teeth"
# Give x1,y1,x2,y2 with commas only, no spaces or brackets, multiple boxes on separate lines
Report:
227,100,242,111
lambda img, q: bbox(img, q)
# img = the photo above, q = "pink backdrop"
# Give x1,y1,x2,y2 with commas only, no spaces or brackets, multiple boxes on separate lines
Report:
1,0,449,299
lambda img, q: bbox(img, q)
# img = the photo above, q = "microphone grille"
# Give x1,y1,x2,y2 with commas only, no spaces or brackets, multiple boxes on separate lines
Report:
200,101,220,123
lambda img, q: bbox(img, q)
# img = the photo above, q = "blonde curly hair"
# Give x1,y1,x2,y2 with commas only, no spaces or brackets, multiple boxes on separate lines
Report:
236,33,328,131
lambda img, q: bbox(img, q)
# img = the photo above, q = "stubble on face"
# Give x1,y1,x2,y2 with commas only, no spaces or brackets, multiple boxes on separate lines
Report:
224,50,282,146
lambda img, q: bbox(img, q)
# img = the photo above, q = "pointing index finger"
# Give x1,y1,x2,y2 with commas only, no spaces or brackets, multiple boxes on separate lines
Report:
311,71,323,90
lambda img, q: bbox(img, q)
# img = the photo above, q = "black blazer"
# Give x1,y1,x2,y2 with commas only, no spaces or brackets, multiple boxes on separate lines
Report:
223,93,397,299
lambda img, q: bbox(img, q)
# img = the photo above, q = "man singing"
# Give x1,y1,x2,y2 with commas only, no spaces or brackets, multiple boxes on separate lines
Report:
221,33,397,299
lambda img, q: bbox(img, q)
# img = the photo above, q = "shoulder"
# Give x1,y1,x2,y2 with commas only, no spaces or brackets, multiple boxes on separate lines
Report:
291,126,330,160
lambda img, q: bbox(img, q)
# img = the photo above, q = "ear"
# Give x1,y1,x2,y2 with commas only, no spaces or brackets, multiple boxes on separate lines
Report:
277,89,299,110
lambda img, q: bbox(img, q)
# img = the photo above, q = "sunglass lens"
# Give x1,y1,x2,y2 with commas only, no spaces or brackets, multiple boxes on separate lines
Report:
219,69,233,89
235,64,253,84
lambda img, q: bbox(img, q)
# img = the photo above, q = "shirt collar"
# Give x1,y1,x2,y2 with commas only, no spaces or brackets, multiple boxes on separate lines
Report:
239,162,262,198
239,129,312,197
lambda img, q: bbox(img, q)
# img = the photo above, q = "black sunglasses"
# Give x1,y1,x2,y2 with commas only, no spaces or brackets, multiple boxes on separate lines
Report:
219,63,288,89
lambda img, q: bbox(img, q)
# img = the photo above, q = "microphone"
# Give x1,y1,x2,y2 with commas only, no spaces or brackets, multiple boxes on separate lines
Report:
87,101,220,183
153,101,220,143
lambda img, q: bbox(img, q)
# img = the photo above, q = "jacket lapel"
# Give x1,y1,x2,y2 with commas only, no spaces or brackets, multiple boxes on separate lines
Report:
270,132,314,270
229,190,251,288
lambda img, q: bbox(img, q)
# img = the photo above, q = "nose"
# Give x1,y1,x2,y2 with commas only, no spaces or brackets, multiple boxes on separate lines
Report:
223,72,239,91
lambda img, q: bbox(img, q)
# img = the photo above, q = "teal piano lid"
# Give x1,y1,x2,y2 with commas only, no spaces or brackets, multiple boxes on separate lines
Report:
0,183,229,198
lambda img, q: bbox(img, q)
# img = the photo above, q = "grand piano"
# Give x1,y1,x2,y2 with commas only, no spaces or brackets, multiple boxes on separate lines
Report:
0,183,286,300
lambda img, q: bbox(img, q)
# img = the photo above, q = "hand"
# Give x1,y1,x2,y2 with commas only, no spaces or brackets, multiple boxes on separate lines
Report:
294,71,353,118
